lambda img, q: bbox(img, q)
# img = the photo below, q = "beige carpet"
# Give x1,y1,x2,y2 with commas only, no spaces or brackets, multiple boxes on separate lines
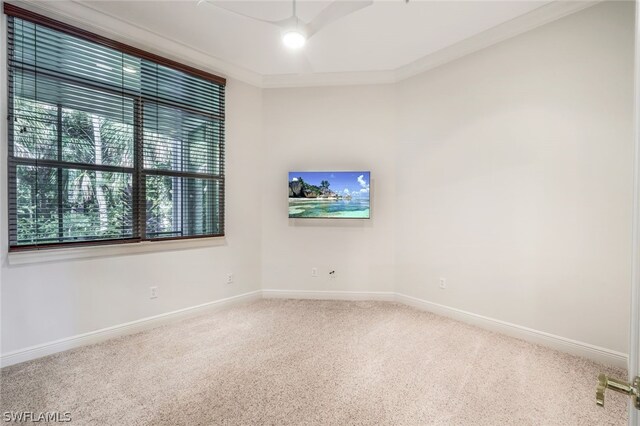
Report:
0,299,629,425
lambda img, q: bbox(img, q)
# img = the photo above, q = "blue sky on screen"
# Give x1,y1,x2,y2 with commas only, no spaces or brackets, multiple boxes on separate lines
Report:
289,171,370,198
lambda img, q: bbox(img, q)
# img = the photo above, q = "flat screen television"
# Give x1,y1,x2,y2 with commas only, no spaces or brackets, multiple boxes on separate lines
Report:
288,171,370,219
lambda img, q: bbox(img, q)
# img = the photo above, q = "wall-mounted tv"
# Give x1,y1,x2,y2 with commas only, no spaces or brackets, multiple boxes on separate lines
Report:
288,171,370,219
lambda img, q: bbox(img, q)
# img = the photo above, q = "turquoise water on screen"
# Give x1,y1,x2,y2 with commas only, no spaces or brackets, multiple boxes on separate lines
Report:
288,199,370,219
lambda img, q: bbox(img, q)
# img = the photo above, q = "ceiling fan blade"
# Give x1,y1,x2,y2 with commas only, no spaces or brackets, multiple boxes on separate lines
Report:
299,51,314,74
198,0,292,27
283,47,314,74
307,0,373,37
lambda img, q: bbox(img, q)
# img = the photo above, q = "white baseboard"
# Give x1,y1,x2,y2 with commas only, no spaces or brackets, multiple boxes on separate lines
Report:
2,289,627,370
265,290,627,369
394,293,628,369
262,289,396,302
0,290,262,368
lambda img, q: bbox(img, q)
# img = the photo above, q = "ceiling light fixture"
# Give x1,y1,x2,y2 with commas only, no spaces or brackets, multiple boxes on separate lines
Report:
282,0,305,49
199,0,373,54
282,30,306,49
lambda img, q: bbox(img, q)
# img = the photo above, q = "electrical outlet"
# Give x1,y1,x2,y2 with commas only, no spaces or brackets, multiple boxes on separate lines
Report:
439,278,446,289
311,267,318,277
226,273,234,284
150,286,158,299
329,270,336,280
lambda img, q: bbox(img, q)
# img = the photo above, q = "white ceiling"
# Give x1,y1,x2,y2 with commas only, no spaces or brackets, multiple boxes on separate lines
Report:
79,0,550,76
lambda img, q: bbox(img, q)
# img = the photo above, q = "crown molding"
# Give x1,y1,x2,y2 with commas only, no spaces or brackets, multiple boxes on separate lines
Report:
3,0,601,89
394,0,602,82
4,0,263,87
262,69,396,89
262,1,601,87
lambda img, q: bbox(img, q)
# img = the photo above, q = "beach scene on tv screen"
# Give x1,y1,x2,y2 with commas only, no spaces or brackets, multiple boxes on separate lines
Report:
288,171,370,219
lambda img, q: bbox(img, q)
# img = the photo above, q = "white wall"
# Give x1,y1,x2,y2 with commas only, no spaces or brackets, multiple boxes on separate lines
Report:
259,2,634,354
0,78,264,354
395,1,634,353
0,1,634,359
261,85,396,293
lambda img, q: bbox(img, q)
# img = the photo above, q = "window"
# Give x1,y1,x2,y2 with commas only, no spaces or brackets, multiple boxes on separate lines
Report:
5,5,226,251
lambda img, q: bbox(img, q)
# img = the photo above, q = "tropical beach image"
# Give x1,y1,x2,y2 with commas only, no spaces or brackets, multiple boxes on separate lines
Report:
288,171,371,219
